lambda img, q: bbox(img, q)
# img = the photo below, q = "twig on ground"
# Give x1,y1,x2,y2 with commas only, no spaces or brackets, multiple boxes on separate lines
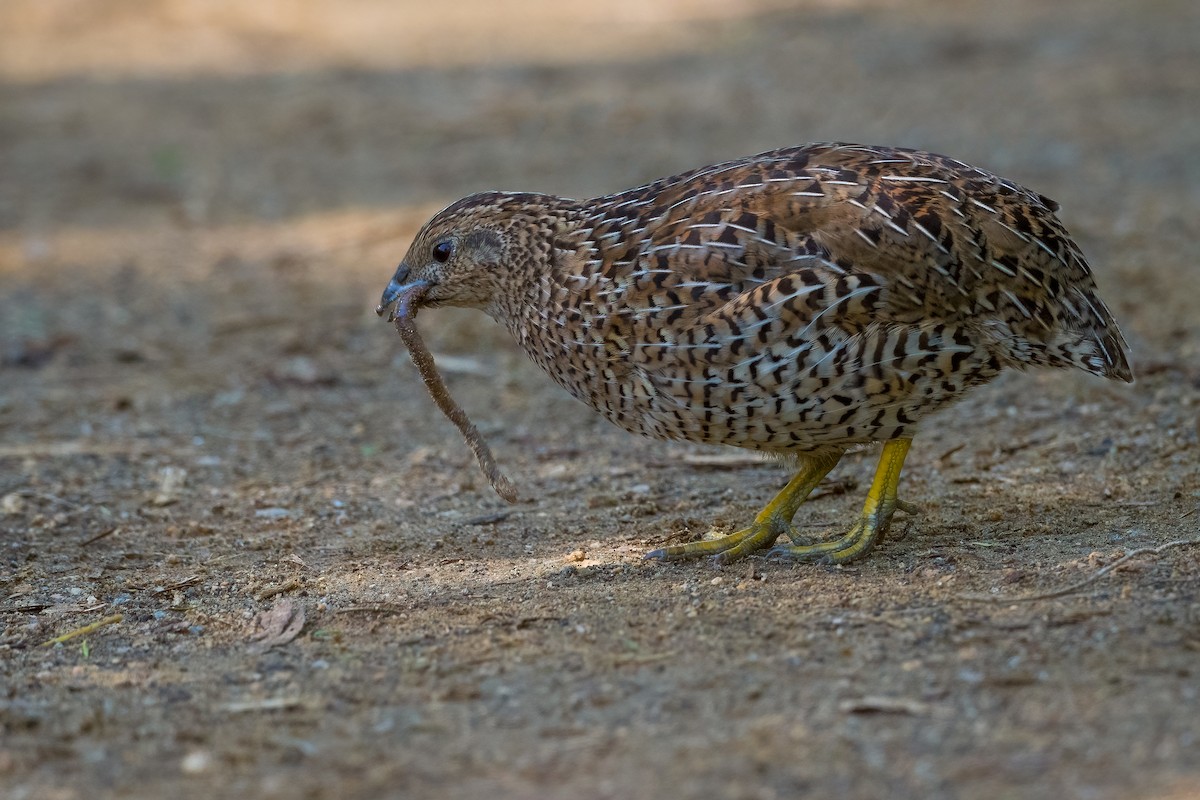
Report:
959,536,1200,603
839,696,935,716
41,613,123,646
81,526,120,546
221,697,307,713
256,578,302,601
336,604,408,615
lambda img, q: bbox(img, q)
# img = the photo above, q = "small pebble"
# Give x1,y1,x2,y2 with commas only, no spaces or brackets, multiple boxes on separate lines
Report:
1,493,24,515
180,750,212,774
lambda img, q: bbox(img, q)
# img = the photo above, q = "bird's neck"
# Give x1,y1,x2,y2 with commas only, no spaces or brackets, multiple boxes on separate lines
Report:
485,197,595,330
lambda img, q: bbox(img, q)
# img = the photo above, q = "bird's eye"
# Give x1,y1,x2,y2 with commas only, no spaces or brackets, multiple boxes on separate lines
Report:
431,240,454,263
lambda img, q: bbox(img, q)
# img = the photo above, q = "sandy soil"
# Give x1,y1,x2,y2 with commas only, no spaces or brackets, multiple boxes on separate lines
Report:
2,1,1199,798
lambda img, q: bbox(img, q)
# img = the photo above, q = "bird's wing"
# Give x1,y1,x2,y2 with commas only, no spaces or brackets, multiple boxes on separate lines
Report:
598,143,1127,381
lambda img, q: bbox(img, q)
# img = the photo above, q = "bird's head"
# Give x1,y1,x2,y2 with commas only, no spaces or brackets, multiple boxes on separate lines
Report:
376,191,573,320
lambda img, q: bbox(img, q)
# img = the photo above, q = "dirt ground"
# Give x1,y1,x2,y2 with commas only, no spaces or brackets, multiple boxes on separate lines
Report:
2,1,1199,798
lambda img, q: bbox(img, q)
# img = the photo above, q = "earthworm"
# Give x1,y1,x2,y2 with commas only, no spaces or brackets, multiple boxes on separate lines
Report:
391,283,518,504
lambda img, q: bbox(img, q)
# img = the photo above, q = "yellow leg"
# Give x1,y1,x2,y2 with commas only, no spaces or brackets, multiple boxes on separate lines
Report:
770,438,916,563
645,449,844,564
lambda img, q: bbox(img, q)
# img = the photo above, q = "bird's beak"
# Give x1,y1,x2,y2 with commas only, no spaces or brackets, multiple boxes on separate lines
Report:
376,262,430,320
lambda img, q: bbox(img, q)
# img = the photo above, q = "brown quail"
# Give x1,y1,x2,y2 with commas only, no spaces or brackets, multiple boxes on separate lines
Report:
378,143,1133,564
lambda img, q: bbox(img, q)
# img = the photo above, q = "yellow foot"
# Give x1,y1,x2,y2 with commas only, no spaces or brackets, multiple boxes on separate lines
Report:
771,439,916,564
645,518,794,564
645,439,917,567
644,449,844,565
769,498,918,563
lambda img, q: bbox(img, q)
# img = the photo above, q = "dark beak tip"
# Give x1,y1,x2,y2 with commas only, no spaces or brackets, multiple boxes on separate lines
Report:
377,278,405,317
376,275,431,322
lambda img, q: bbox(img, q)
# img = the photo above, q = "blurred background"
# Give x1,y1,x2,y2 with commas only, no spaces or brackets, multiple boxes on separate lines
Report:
3,0,1197,376
3,0,1198,447
2,2,1199,798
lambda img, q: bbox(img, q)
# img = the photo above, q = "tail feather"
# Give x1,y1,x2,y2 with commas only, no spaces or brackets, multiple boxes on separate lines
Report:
1049,287,1133,383
1090,325,1134,383
996,285,1134,383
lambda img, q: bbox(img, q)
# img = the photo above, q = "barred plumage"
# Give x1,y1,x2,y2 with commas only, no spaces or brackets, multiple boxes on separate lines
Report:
378,142,1133,564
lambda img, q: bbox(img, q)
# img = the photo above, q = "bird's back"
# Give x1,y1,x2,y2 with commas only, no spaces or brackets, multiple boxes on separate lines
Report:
502,143,1131,453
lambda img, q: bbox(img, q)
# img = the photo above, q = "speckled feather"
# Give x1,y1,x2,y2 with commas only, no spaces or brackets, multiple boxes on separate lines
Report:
382,143,1132,460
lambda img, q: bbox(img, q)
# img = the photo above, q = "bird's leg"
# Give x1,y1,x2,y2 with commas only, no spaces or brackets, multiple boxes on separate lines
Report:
646,450,844,564
770,438,915,563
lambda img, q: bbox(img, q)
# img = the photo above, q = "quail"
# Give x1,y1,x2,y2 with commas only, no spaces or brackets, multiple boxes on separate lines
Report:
378,143,1133,564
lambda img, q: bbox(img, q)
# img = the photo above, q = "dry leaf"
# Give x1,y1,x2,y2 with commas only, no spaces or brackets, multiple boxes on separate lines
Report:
247,598,305,651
